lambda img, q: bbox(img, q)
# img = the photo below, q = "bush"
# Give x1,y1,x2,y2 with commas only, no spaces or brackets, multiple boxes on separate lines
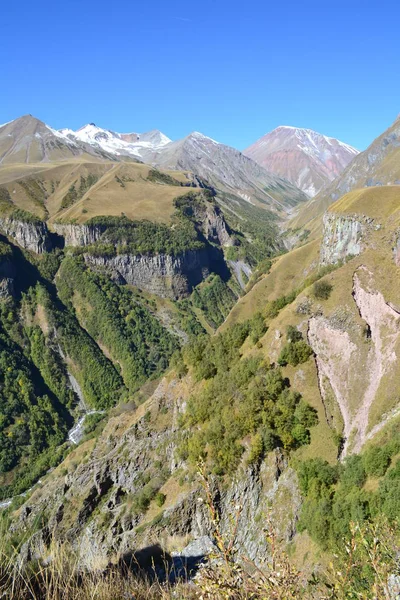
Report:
341,455,366,489
313,280,333,300
155,492,166,507
278,340,313,367
249,313,267,343
286,325,302,343
362,446,391,477
247,433,264,464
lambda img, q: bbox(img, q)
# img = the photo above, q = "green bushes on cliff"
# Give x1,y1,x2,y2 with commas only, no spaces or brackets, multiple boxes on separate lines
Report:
77,215,205,256
24,283,124,410
191,274,238,328
178,322,317,474
57,257,179,392
278,326,313,367
0,314,69,491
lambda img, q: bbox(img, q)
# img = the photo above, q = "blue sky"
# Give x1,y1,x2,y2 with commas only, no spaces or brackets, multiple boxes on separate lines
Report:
1,0,399,150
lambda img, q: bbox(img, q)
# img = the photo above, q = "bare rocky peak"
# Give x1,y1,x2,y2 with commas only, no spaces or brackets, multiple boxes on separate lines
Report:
244,125,359,197
291,115,400,229
149,131,308,212
0,115,85,164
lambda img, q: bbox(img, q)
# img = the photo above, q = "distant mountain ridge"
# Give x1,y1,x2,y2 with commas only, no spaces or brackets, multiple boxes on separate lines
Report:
0,115,93,164
146,130,309,212
244,125,358,197
0,115,309,222
60,123,171,160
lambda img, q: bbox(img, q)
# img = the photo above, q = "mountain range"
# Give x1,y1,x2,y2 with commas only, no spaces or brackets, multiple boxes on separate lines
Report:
289,114,400,234
1,111,400,598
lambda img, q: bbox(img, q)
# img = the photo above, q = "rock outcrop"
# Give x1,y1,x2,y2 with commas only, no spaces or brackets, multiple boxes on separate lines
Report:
0,217,52,253
53,223,106,247
308,266,400,456
320,212,378,265
0,253,15,298
228,260,252,289
84,249,210,299
10,378,301,570
203,205,233,247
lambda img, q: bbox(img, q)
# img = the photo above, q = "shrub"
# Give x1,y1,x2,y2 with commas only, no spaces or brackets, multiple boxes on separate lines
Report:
247,433,264,464
286,325,303,343
313,280,333,300
249,312,267,343
155,492,166,507
362,446,391,477
341,455,366,489
278,340,313,367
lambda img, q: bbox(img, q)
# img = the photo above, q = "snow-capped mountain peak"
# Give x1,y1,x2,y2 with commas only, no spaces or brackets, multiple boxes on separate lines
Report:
60,124,172,160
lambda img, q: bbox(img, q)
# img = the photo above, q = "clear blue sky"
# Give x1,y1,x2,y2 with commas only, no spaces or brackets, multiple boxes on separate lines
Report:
1,0,399,150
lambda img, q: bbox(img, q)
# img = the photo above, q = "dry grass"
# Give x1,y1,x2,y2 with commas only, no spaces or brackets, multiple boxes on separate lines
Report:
1,477,399,600
221,238,320,330
0,539,197,600
329,185,400,219
0,159,201,224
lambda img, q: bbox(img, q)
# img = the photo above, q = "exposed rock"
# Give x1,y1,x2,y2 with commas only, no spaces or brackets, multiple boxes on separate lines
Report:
0,254,15,298
0,217,52,253
228,260,252,289
0,277,15,298
11,379,302,570
84,249,210,299
308,266,400,456
320,213,364,265
203,205,233,247
393,234,400,266
53,222,105,247
176,536,215,561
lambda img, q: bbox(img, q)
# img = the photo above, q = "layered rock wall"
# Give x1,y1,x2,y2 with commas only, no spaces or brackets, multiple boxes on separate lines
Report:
84,249,210,299
0,218,52,253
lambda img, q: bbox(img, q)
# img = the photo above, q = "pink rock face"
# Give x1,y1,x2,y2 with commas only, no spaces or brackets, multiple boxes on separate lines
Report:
244,126,358,197
308,266,400,456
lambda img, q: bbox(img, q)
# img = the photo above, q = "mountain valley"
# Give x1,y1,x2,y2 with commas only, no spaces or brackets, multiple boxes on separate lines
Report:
0,112,399,599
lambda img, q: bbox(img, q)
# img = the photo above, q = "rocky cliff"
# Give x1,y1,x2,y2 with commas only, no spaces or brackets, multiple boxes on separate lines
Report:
53,222,106,247
203,205,233,247
320,212,378,265
84,249,210,300
307,265,400,457
0,217,53,253
11,377,301,570
0,252,15,298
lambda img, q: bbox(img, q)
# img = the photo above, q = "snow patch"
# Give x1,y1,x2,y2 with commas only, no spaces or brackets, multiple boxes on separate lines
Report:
62,123,172,158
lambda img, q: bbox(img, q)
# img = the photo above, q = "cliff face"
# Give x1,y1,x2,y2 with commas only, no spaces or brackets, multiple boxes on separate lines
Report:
84,250,210,300
0,254,15,298
201,205,233,247
53,223,106,247
320,212,378,265
306,263,400,457
11,378,301,570
0,218,53,254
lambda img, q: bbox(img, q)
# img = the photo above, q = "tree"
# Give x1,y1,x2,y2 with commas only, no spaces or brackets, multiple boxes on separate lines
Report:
313,280,333,300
